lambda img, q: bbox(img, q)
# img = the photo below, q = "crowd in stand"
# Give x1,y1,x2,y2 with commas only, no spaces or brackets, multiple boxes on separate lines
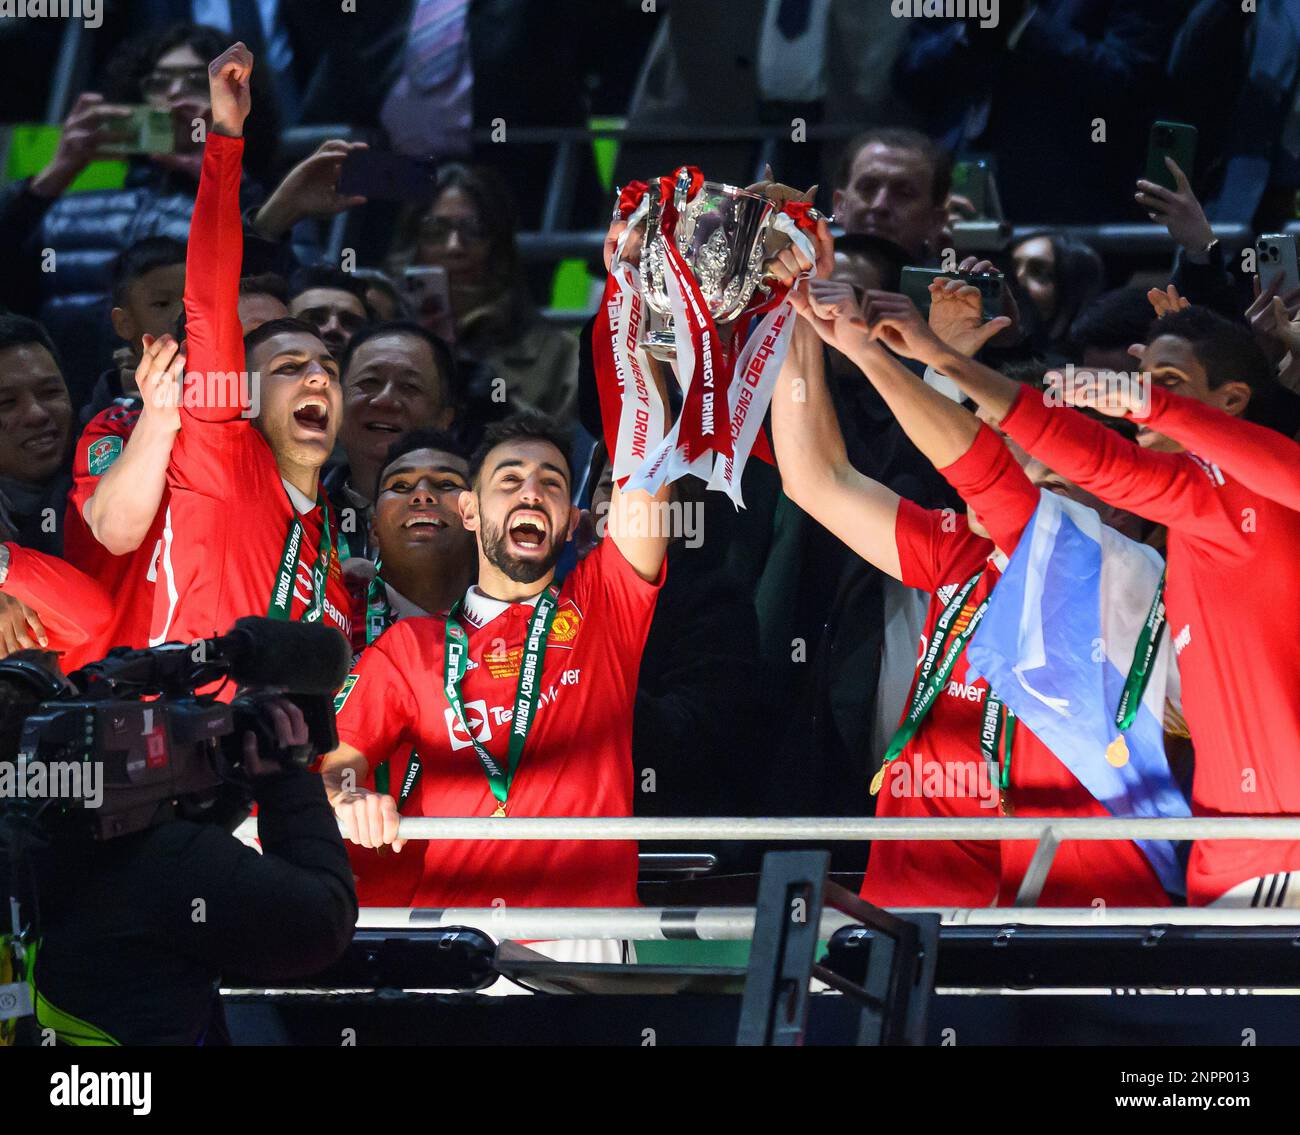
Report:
1,4,1300,937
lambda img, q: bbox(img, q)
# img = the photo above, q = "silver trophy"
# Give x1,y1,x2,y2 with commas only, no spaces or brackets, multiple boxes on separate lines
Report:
637,168,779,360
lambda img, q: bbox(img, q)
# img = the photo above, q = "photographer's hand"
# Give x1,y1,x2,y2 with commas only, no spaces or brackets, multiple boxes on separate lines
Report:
242,696,308,778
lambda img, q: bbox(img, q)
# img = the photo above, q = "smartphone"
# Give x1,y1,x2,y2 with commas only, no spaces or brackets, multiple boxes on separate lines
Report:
339,151,437,202
900,266,1003,319
951,156,1001,220
1144,121,1197,192
98,106,174,156
402,265,455,343
1256,234,1300,296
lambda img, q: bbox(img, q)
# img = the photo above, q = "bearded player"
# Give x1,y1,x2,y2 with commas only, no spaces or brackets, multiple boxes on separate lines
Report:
151,42,352,649
321,412,670,977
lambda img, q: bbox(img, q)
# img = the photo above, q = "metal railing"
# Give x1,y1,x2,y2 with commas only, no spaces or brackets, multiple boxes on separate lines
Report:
236,814,1300,908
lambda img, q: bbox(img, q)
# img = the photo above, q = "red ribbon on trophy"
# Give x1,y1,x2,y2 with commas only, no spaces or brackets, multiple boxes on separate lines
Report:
592,167,820,507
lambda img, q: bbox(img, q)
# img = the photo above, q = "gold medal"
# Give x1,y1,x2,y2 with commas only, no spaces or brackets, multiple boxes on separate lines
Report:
1105,735,1130,768
492,801,507,818
869,766,886,796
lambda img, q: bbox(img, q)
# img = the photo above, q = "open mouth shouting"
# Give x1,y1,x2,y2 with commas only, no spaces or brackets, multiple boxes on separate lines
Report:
506,508,550,556
292,395,331,436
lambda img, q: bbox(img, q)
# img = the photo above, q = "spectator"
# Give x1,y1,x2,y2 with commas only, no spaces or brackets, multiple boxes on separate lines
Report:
287,266,372,360
0,24,285,398
352,268,412,324
1069,286,1160,374
238,272,291,331
0,316,74,557
831,128,951,262
327,321,460,560
80,236,187,423
894,1,1185,223
388,164,578,424
1009,233,1105,358
831,233,909,297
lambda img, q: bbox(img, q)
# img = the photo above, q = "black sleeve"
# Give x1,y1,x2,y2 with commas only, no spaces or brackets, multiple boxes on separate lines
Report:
159,769,357,981
0,178,55,316
1168,245,1245,320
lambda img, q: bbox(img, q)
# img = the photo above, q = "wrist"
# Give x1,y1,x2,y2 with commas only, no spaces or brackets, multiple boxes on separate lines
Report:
1183,234,1217,265
210,121,244,140
30,158,80,199
252,193,296,240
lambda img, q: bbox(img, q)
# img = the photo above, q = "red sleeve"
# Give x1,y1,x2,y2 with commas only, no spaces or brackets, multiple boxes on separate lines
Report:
1140,384,1300,511
335,621,421,771
171,133,265,496
182,132,248,423
894,498,947,592
68,404,137,518
567,538,665,655
999,383,1242,546
937,423,1040,557
3,544,112,655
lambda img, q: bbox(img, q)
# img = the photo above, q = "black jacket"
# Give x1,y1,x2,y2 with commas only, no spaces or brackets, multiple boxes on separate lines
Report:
30,768,356,1045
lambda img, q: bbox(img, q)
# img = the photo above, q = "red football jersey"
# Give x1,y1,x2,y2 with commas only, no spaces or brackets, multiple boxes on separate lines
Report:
64,399,165,655
866,427,1169,908
336,538,663,909
153,132,351,648
1002,385,1300,904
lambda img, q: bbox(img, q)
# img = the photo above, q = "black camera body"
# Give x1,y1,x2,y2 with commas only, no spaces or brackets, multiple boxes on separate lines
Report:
2,618,350,841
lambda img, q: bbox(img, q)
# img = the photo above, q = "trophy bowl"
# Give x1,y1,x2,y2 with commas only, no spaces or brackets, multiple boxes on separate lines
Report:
638,175,777,360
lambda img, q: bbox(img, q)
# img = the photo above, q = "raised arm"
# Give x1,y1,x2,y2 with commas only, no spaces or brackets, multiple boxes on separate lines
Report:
607,357,673,583
182,43,254,425
1126,384,1300,511
858,289,1242,542
768,306,903,581
81,336,183,554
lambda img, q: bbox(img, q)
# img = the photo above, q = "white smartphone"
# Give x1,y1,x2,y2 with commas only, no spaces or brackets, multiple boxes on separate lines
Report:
1256,234,1300,295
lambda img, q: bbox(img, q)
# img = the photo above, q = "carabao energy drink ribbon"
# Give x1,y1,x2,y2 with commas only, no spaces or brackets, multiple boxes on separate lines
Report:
592,170,820,507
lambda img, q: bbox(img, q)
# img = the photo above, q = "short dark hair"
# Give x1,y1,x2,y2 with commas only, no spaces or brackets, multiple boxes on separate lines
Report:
288,266,372,312
375,427,469,498
341,320,459,403
0,314,63,374
1146,306,1274,394
468,411,572,488
832,232,910,292
239,272,290,304
1069,286,1156,353
243,316,326,360
835,127,953,205
111,237,187,306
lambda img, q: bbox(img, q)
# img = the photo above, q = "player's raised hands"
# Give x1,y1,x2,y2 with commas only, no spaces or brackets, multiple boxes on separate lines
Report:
927,277,1013,358
208,42,253,138
134,334,185,431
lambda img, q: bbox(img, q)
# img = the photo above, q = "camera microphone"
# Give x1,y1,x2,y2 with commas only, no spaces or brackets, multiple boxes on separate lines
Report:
210,618,352,695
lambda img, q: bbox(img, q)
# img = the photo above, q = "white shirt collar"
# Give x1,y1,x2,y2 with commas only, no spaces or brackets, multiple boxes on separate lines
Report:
384,581,429,621
988,548,1009,573
281,478,316,515
460,583,543,629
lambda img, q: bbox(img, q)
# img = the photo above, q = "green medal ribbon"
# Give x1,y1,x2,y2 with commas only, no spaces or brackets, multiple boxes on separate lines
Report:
1114,568,1168,732
364,558,422,808
268,488,336,624
443,584,560,815
872,570,990,794
978,687,1016,812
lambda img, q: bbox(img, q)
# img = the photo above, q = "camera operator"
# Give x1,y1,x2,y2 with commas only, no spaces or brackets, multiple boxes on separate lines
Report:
1,660,357,1045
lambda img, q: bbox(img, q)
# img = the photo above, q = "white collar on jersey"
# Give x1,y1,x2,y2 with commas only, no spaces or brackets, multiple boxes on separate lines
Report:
281,478,316,515
385,581,429,621
460,583,543,628
988,548,1009,573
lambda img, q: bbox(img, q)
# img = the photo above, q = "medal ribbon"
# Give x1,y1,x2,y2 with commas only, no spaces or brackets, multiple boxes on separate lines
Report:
268,489,335,623
365,558,423,809
443,585,560,813
1114,568,1167,732
872,571,990,795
